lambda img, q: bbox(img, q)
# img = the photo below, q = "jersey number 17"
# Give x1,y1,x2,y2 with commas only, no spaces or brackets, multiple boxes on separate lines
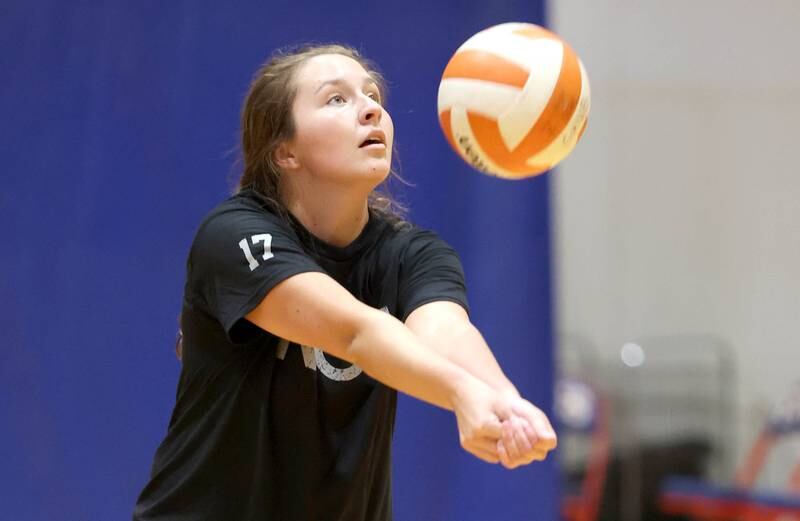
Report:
238,234,274,271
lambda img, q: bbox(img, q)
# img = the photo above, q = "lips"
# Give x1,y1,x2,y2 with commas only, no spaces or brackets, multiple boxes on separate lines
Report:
359,130,386,148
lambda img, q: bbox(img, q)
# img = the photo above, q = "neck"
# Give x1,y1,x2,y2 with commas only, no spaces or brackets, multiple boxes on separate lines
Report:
283,180,371,248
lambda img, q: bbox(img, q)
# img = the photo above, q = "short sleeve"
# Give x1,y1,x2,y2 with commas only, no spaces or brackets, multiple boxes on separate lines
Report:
188,204,325,341
396,230,469,321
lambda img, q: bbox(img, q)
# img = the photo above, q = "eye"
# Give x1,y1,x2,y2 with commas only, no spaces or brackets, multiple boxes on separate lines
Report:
327,94,346,105
366,91,382,104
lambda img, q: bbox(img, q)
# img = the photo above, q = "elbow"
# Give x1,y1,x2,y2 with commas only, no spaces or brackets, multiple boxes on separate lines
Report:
341,307,392,368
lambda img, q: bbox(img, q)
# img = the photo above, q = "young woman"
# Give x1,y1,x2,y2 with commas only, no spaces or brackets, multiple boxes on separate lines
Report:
133,44,556,521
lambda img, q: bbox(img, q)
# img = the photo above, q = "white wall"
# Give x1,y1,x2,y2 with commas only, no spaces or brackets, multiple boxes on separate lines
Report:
551,0,800,487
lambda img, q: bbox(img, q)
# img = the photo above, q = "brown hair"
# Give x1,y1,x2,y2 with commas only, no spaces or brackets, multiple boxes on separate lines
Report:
237,43,406,223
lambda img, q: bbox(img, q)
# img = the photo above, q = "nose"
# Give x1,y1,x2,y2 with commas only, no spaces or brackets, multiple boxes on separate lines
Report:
359,95,382,125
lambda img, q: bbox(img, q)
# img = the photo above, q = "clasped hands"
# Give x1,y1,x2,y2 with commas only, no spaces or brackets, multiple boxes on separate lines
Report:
453,383,557,469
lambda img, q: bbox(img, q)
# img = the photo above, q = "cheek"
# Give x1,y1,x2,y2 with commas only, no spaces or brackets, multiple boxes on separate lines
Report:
296,122,342,158
295,120,355,170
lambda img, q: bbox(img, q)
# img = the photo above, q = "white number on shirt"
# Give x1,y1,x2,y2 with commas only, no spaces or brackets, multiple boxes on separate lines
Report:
238,233,274,271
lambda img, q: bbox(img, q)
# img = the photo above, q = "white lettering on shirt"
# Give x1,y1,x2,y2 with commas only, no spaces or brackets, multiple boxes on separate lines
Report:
273,306,389,382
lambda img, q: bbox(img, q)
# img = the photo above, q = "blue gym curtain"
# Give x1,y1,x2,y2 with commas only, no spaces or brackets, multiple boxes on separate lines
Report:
0,2,555,519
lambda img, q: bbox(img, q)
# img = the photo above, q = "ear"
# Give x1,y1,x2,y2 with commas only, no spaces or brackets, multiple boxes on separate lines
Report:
273,141,300,171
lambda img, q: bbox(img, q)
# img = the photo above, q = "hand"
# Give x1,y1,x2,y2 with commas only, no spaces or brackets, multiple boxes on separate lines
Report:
496,396,558,469
451,378,514,464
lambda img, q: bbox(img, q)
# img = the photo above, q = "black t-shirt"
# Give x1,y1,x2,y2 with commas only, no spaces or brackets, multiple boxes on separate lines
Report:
133,190,469,521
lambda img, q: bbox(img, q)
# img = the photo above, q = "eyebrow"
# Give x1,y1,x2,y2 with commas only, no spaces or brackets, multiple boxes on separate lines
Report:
314,76,379,94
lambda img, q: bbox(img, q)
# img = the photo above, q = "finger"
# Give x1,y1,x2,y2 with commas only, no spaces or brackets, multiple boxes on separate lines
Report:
514,402,557,451
510,401,545,441
521,444,550,463
467,445,500,464
479,416,503,439
521,420,540,449
511,416,532,454
508,418,546,467
535,432,558,452
528,411,557,450
497,439,518,469
530,449,548,461
503,425,525,469
502,421,522,463
530,420,557,451
467,436,501,457
514,452,545,468
498,441,519,470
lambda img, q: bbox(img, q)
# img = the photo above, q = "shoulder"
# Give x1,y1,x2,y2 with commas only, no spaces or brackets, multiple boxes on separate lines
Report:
387,221,468,320
368,210,445,249
369,217,462,273
191,191,295,251
392,222,457,259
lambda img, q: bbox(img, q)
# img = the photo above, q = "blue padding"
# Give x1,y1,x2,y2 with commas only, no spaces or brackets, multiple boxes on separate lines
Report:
662,476,800,510
660,476,748,501
743,490,800,509
767,417,800,435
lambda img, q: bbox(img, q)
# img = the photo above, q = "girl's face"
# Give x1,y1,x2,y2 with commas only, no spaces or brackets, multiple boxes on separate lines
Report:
285,54,394,188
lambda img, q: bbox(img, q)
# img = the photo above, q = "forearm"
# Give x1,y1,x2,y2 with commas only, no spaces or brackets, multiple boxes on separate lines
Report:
244,273,490,412
405,303,517,396
436,321,518,396
346,309,482,411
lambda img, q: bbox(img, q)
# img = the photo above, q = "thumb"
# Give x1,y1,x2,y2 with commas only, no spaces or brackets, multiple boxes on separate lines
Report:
480,415,503,439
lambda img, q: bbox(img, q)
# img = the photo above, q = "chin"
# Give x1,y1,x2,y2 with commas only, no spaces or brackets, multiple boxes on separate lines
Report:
353,156,390,180
365,164,391,185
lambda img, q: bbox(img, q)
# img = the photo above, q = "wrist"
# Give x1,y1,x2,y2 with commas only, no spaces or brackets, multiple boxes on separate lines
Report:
498,382,520,398
448,368,485,412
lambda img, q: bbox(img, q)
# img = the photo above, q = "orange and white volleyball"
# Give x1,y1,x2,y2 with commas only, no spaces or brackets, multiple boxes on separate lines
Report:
437,22,590,178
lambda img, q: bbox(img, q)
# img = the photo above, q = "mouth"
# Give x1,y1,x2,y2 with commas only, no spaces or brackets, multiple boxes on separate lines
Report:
359,131,386,148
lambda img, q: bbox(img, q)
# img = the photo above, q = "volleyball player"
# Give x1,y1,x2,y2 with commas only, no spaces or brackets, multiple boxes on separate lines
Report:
133,44,556,521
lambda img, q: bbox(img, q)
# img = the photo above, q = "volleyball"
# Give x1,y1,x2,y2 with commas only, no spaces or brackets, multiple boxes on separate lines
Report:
437,22,590,179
